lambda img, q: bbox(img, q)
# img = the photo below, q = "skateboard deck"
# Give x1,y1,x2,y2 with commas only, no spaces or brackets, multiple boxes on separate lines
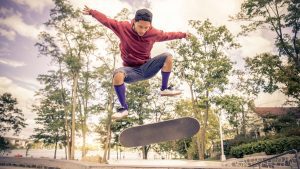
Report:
119,117,200,147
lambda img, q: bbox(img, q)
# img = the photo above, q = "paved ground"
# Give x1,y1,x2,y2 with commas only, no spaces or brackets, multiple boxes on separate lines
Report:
0,167,27,169
0,159,225,169
108,159,223,167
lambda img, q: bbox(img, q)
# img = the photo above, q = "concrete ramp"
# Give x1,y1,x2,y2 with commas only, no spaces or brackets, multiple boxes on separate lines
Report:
0,157,249,169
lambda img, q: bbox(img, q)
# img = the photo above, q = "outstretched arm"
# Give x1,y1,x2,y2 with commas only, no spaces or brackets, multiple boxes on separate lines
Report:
156,30,190,42
82,5,122,36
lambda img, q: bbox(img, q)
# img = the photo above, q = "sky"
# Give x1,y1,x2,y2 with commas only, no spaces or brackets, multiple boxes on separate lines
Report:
0,0,288,139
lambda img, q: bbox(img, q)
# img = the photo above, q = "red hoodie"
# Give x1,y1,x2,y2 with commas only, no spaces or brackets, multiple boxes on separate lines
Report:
90,10,186,67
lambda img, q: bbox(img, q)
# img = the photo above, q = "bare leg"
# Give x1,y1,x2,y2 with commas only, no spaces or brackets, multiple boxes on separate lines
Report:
160,54,181,96
113,72,125,85
162,54,173,72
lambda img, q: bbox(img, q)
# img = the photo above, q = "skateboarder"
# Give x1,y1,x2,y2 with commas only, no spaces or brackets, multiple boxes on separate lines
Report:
83,6,190,119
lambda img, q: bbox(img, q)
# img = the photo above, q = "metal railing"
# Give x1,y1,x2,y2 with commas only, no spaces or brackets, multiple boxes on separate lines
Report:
248,149,299,169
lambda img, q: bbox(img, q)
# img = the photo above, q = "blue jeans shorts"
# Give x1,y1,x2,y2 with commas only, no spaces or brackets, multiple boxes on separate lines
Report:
114,52,170,84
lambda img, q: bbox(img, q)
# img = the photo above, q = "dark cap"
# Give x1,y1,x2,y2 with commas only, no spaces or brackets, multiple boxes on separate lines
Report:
134,9,152,22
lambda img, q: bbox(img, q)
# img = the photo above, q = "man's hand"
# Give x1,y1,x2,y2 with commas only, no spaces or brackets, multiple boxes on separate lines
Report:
185,32,192,39
82,5,91,15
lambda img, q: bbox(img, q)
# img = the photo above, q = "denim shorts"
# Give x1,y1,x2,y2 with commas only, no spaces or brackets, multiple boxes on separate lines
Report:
114,52,170,84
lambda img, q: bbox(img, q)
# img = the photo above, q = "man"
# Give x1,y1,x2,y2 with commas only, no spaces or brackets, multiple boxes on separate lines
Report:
83,6,189,119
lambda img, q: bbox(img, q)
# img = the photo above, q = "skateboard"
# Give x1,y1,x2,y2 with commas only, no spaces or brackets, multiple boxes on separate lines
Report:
119,117,200,147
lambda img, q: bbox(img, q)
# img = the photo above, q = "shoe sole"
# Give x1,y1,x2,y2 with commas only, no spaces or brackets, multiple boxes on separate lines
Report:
161,92,182,96
112,115,128,120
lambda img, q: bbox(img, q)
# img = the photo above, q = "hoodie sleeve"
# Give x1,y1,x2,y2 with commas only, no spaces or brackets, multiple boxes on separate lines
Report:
89,10,122,37
155,30,187,42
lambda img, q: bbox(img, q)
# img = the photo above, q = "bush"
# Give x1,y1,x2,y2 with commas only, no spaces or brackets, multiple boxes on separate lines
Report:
224,134,280,156
0,137,10,156
230,136,300,158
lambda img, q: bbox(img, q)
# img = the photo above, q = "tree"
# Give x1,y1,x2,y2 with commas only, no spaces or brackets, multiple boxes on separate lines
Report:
0,137,10,155
169,19,239,159
126,81,153,159
76,19,103,158
263,112,299,134
32,72,69,159
92,8,131,162
215,95,247,135
0,93,27,136
0,93,27,155
25,143,32,157
35,0,103,159
175,100,219,159
232,0,300,106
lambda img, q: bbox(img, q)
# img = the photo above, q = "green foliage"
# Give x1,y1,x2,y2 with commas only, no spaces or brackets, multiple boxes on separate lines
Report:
174,100,219,159
32,72,69,147
230,136,300,158
245,53,282,94
233,0,300,105
168,19,238,159
127,81,152,121
214,95,244,128
0,136,10,155
224,116,300,157
262,112,299,134
174,138,192,158
0,93,27,136
35,0,106,159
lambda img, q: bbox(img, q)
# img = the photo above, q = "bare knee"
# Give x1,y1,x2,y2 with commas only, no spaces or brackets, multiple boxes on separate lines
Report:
162,54,173,71
113,72,125,85
165,54,173,65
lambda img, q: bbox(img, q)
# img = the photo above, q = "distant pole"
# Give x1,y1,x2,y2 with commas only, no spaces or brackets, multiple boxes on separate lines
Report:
219,109,226,161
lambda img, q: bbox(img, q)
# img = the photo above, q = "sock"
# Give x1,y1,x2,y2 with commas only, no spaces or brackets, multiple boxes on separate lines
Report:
161,71,171,90
114,84,128,110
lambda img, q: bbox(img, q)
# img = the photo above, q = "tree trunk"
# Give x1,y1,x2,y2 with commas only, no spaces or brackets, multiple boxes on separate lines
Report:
235,114,239,135
102,123,111,162
58,63,70,160
54,134,58,159
200,89,209,160
196,131,201,159
81,58,90,158
142,146,150,159
241,105,246,137
189,84,201,159
71,73,79,160
102,90,114,163
78,98,87,158
64,144,67,160
82,101,88,158
82,123,87,157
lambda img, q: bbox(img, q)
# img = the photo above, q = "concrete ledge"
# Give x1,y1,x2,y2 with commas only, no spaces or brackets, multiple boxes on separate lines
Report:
0,157,249,169
222,153,300,168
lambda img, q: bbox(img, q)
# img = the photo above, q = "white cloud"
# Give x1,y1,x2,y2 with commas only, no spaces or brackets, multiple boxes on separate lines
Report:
238,32,274,58
12,0,53,13
255,91,288,107
0,77,35,110
0,28,16,41
149,0,242,32
0,7,15,16
0,12,46,40
70,0,132,17
0,58,25,67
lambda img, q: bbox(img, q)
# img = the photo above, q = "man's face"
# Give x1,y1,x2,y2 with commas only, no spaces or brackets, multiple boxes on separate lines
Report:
133,20,151,36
